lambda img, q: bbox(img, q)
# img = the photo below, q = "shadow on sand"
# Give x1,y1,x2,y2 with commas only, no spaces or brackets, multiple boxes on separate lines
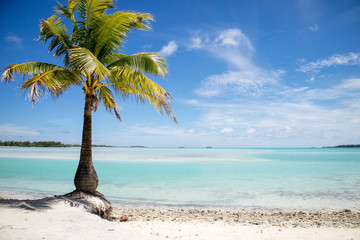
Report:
0,196,86,211
0,191,112,219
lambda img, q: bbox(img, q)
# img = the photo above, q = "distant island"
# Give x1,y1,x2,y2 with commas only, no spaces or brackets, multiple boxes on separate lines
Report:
130,146,146,148
323,144,360,148
0,141,111,148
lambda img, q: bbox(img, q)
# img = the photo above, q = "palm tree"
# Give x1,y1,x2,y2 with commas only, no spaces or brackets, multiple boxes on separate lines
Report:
1,0,177,193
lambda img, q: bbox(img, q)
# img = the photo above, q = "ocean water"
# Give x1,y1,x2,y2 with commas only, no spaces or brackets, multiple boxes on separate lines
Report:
0,146,359,211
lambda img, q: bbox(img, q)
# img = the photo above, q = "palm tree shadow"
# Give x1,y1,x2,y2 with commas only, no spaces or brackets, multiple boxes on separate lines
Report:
0,195,90,212
0,197,58,211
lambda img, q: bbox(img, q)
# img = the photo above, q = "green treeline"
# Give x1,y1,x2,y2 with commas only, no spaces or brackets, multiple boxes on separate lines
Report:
324,144,360,148
0,141,110,147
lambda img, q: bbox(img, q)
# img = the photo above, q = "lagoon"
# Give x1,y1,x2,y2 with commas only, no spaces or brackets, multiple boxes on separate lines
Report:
0,147,359,211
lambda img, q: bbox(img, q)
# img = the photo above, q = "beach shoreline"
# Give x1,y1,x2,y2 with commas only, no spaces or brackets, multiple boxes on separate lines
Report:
1,195,359,240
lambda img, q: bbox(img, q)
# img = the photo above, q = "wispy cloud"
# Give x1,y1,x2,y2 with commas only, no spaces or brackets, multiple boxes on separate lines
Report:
297,52,360,72
0,124,40,136
189,36,203,49
191,28,284,97
142,44,152,50
280,78,360,101
308,24,319,32
215,29,254,50
4,33,23,49
336,78,360,89
159,40,178,57
195,69,285,97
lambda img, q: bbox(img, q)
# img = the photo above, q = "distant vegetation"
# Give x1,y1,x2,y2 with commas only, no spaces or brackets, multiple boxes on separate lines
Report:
0,141,111,148
323,144,360,148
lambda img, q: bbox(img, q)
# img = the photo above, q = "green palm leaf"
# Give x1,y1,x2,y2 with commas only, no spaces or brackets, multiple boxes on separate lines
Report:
129,13,153,31
91,12,153,60
106,52,167,77
97,85,122,120
55,0,78,23
76,0,114,43
68,47,110,79
38,15,71,64
2,62,80,104
20,69,79,104
1,62,65,81
109,68,177,122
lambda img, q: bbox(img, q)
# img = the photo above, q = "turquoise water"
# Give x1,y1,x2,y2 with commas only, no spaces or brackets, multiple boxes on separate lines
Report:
0,147,359,211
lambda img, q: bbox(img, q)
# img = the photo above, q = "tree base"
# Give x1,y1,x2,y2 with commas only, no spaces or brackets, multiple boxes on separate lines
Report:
58,190,112,220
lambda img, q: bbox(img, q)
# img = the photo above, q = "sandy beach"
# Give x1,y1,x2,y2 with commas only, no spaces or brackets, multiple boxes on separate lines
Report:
1,196,359,240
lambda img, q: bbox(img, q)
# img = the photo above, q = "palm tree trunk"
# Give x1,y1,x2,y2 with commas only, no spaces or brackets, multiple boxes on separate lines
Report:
74,94,99,192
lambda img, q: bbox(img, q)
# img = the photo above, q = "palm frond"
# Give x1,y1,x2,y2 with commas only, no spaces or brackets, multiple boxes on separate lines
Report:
55,0,78,22
19,69,80,105
97,85,122,120
90,12,135,59
129,13,153,31
109,68,177,123
55,0,79,40
106,52,167,77
76,0,114,41
89,12,153,61
37,15,71,63
68,47,110,79
1,62,65,82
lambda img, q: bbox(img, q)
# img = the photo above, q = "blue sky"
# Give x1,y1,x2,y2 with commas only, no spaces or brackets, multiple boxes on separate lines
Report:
1,0,359,147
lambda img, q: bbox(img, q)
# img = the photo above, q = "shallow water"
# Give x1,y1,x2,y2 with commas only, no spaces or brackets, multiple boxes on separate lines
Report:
0,147,359,211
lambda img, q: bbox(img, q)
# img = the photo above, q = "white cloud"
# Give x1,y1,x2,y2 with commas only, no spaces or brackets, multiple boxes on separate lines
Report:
189,77,360,138
220,127,233,134
191,28,284,97
308,24,319,32
215,29,254,51
279,87,309,95
142,44,152,50
4,33,23,49
189,37,203,49
159,40,178,57
246,127,256,135
280,78,360,101
297,52,360,72
336,78,360,89
196,69,284,97
0,124,40,136
185,96,360,146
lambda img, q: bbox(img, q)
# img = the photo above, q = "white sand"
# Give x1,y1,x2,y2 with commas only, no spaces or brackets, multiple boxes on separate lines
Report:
0,201,163,240
1,201,359,240
126,221,360,240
